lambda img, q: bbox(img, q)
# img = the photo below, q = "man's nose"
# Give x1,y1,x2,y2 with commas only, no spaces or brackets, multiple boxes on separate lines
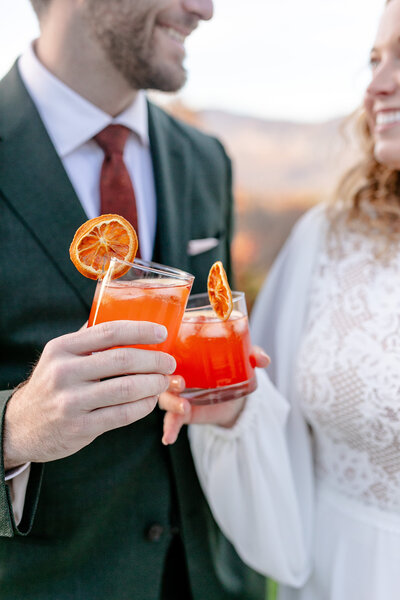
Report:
183,0,214,21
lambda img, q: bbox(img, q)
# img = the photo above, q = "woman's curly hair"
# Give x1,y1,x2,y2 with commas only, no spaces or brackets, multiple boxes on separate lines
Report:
334,0,400,235
334,107,400,235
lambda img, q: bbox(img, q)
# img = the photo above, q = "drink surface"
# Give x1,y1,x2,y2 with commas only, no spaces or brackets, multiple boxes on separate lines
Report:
173,309,255,389
88,278,192,352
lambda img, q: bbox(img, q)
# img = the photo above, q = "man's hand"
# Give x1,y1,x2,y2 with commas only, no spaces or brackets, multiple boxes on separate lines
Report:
159,346,270,445
4,321,176,469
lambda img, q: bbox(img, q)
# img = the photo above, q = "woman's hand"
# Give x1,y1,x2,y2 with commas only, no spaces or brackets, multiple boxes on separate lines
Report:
159,346,270,445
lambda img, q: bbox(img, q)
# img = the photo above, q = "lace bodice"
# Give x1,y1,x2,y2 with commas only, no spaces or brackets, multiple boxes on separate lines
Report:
296,226,400,512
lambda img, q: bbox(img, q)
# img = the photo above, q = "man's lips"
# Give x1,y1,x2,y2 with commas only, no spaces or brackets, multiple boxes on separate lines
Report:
158,22,195,45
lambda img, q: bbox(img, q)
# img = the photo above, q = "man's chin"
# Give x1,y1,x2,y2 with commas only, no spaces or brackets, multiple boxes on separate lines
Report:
124,64,187,93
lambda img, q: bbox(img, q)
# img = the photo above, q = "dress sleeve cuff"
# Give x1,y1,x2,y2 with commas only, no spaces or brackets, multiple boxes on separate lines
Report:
192,368,290,441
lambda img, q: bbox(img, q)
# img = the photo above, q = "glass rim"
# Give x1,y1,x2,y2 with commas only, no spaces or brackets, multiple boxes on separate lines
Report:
185,290,245,312
108,256,195,282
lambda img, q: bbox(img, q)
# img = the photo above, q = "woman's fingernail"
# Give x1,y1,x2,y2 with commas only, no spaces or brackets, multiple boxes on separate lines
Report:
169,375,185,392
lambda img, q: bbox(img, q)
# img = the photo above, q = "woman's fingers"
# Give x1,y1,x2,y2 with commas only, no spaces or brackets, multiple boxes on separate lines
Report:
162,411,188,445
158,390,190,415
167,375,186,394
252,345,271,368
159,391,192,445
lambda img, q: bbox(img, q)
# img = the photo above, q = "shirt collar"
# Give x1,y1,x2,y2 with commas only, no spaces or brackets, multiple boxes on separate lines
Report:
18,43,149,157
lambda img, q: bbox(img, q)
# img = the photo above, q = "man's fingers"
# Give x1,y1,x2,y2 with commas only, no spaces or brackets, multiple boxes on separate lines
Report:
84,373,170,410
76,347,176,381
61,321,168,354
79,320,88,331
89,395,160,436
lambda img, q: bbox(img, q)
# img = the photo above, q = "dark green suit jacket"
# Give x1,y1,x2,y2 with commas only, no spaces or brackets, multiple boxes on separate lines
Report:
0,64,265,599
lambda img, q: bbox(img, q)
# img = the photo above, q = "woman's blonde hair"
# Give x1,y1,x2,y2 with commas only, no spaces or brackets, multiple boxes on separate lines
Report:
334,0,400,235
334,109,400,234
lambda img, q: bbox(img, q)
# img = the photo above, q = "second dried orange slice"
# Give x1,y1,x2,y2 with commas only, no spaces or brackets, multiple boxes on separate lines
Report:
207,261,233,321
69,214,138,280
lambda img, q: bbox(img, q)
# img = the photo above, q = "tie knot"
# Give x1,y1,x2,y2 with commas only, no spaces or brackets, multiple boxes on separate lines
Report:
94,124,131,156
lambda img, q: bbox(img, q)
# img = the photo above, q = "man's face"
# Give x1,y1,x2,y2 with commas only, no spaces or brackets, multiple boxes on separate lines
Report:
82,0,213,92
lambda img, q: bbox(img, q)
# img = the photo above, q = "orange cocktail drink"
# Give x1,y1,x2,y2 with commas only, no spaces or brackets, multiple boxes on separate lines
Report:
173,292,257,404
88,257,194,353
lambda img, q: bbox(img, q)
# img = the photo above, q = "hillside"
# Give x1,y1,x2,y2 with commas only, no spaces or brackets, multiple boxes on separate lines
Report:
162,101,361,306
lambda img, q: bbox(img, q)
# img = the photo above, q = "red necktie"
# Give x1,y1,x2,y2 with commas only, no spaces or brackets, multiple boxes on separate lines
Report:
94,124,140,256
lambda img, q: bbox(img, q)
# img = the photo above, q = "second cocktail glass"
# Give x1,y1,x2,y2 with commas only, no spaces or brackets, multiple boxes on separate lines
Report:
173,291,257,404
88,257,194,353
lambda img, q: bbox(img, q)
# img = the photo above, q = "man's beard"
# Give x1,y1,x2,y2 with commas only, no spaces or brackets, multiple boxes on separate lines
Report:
100,28,187,91
83,3,187,92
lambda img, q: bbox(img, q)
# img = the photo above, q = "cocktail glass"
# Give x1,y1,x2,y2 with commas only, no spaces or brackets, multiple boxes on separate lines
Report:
88,257,194,353
173,291,257,404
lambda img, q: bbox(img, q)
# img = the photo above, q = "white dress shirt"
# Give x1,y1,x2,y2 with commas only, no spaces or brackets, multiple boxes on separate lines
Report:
18,43,157,261
6,43,158,524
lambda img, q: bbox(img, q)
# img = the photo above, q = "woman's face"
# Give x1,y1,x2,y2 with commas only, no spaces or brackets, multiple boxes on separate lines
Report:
364,0,400,169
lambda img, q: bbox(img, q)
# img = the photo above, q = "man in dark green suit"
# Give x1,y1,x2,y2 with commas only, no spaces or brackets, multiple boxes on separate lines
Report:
0,0,266,598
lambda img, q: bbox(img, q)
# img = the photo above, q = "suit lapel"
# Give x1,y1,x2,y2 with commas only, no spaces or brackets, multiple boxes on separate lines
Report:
0,64,95,310
148,102,192,272
0,69,192,308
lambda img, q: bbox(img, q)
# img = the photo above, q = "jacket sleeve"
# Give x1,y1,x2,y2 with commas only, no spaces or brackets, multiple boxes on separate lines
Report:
0,390,43,537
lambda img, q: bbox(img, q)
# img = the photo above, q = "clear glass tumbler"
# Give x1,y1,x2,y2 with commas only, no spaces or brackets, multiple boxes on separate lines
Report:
88,257,194,353
172,291,257,404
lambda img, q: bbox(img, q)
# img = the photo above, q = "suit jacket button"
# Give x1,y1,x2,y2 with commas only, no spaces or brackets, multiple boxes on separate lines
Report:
145,523,164,542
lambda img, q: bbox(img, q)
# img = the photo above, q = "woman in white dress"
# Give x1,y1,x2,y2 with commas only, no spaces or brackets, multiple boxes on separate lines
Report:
160,1,400,598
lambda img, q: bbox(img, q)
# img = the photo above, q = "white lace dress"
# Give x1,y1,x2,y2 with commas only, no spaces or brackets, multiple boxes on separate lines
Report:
294,227,400,599
189,208,400,600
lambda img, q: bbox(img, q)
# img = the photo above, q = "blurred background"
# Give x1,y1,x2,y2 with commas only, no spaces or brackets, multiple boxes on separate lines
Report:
1,0,385,309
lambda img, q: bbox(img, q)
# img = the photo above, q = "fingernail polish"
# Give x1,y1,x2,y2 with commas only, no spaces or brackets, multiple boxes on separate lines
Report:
169,375,184,392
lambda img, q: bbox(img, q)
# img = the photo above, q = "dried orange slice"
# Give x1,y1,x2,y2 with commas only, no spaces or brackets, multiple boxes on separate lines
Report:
207,261,233,321
69,214,138,280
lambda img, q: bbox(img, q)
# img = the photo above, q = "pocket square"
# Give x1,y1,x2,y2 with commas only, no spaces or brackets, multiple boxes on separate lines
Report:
187,237,219,256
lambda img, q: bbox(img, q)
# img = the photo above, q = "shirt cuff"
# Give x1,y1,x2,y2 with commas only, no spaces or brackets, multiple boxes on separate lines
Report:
5,462,31,482
5,464,31,526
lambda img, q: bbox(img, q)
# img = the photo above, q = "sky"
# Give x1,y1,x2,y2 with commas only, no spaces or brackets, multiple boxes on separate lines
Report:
0,0,386,123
